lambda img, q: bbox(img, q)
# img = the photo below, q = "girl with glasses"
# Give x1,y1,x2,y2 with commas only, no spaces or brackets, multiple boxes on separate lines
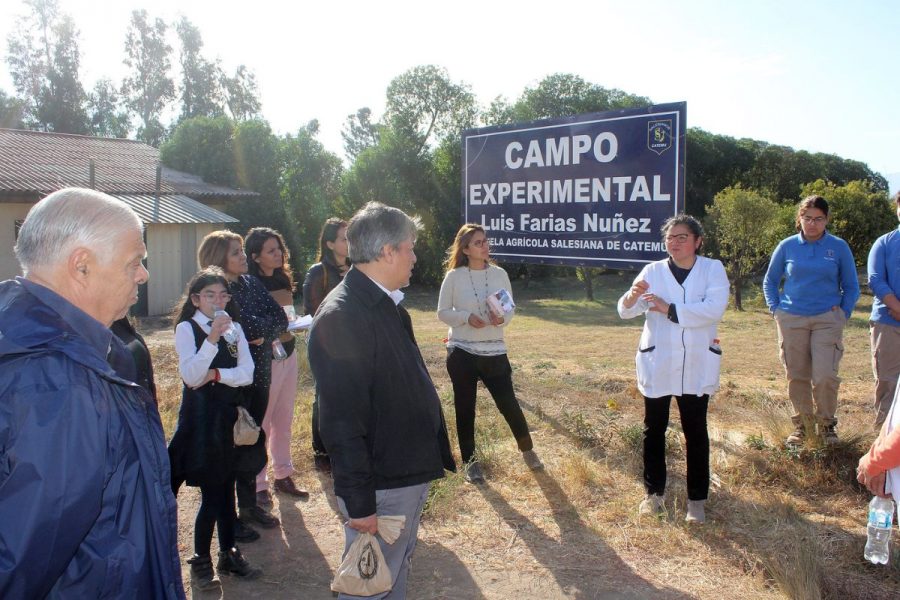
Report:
198,230,289,537
168,267,261,588
763,195,859,446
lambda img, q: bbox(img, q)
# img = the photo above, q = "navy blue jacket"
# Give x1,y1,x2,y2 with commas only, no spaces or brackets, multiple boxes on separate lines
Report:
0,278,184,599
308,268,455,518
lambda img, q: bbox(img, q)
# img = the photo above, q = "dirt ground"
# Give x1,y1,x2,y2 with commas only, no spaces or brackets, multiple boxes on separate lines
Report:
139,278,900,599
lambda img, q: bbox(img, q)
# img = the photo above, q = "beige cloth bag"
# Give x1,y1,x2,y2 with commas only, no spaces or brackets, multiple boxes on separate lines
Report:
331,515,406,596
233,406,260,446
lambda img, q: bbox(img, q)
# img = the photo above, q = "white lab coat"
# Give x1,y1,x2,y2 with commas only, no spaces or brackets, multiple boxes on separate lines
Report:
617,256,730,398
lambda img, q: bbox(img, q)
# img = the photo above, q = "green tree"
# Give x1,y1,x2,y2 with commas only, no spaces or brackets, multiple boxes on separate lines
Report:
384,65,477,155
280,121,345,267
220,65,261,121
340,66,478,283
122,10,174,146
87,78,130,138
160,115,236,185
502,73,651,124
704,185,786,310
341,107,381,161
5,0,88,133
800,179,894,265
174,17,223,122
161,116,298,264
0,89,26,128
685,128,755,216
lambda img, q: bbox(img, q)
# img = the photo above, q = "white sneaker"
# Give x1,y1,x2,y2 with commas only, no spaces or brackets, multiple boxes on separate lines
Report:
685,500,706,524
639,494,665,515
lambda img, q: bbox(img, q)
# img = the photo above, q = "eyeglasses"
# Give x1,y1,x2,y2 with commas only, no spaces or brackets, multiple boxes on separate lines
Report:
195,292,232,302
469,239,489,248
801,216,827,224
665,234,692,243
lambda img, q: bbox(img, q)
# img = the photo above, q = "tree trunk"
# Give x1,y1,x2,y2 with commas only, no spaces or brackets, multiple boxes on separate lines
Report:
733,276,743,311
579,267,594,301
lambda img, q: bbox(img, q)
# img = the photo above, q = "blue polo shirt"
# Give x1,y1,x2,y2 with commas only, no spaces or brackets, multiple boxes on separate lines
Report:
763,232,860,318
867,226,900,326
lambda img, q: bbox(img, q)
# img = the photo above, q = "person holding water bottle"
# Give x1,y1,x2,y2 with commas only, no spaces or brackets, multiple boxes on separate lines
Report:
198,231,288,539
245,227,309,504
857,381,900,564
168,267,261,588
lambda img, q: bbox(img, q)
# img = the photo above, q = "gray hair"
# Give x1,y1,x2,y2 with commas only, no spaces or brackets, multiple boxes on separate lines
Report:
15,188,144,274
346,202,421,264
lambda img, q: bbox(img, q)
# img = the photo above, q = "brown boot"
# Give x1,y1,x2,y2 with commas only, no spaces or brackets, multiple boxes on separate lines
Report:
274,476,309,498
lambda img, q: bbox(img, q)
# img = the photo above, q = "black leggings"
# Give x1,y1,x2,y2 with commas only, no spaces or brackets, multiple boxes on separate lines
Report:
643,394,709,501
447,348,532,464
195,475,237,556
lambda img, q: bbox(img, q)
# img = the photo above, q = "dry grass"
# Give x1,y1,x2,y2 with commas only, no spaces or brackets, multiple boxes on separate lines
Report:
141,274,900,599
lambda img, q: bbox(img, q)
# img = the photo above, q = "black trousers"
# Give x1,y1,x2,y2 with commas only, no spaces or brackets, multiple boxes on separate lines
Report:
643,393,710,501
195,475,236,556
311,392,327,457
446,348,533,464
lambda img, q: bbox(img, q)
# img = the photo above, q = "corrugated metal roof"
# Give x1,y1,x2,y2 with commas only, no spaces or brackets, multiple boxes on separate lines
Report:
0,128,258,199
161,166,257,198
114,194,239,224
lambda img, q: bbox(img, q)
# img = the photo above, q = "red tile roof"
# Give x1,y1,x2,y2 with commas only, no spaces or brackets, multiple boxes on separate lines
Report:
0,128,258,199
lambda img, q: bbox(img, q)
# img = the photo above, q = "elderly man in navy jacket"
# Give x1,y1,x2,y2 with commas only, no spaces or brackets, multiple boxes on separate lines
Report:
308,202,455,599
0,188,184,598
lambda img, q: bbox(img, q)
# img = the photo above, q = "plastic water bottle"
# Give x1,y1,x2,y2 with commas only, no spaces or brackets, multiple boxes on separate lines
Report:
864,496,895,564
213,307,237,344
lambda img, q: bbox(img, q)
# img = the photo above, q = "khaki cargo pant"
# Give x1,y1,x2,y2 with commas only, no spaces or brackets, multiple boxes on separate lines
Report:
870,321,900,429
774,308,846,427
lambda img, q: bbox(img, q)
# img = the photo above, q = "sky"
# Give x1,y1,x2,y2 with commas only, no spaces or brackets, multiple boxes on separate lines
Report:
1,0,898,191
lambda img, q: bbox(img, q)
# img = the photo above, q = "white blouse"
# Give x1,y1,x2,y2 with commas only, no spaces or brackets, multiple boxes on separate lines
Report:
174,311,254,388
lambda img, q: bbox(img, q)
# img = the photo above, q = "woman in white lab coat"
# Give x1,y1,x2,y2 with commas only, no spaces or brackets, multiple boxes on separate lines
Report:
617,214,729,524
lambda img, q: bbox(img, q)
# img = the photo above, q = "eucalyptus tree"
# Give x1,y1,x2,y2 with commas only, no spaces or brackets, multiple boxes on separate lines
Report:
220,65,261,121
0,89,26,129
175,17,223,122
122,9,174,146
5,0,88,133
87,78,130,138
341,107,381,161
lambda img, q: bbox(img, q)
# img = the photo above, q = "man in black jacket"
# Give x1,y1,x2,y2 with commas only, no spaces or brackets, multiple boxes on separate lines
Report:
308,202,455,599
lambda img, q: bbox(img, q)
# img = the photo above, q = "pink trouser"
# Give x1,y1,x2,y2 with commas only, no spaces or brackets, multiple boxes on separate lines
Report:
256,349,298,491
774,308,846,426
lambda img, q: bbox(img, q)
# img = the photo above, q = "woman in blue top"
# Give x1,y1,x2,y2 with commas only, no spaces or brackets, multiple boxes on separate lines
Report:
763,195,860,446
